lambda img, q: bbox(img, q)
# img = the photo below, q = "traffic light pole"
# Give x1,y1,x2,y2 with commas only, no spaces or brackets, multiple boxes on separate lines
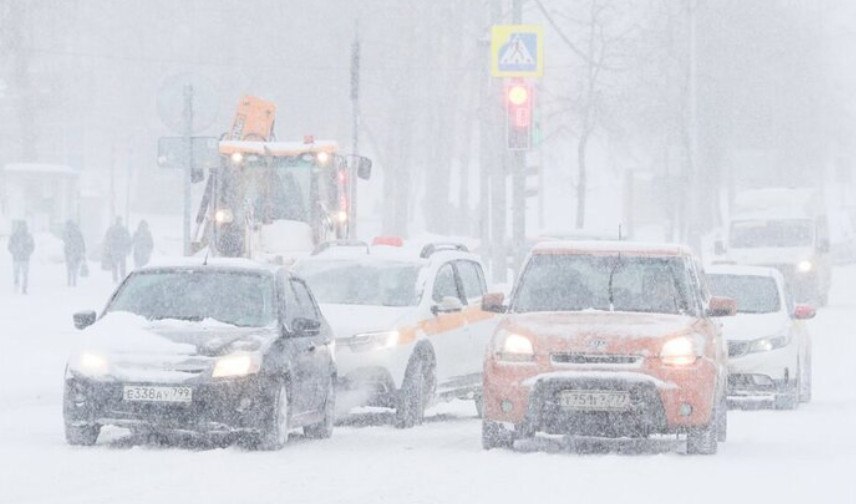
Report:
510,0,526,275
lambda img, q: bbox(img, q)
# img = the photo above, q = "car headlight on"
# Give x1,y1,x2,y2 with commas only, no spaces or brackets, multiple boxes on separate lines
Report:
214,208,234,224
230,152,244,164
797,260,814,273
212,353,261,378
749,333,791,354
72,352,109,377
497,332,535,362
350,330,399,351
660,336,699,366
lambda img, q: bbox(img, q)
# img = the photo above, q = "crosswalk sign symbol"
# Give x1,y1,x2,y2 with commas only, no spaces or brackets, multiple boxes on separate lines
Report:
492,25,544,77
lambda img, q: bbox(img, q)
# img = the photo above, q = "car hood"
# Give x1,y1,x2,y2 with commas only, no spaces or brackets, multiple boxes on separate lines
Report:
718,312,790,342
318,303,412,340
501,311,702,355
77,312,278,357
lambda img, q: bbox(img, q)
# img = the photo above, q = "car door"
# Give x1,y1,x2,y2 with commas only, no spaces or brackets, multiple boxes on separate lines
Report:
289,278,333,413
421,262,470,386
454,259,499,373
278,275,321,418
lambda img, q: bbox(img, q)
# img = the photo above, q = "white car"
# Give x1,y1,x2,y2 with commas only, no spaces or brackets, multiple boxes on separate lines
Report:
294,241,499,427
706,265,814,409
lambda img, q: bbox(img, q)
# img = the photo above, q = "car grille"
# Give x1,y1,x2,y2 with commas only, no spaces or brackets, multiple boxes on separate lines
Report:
550,353,642,366
727,341,751,358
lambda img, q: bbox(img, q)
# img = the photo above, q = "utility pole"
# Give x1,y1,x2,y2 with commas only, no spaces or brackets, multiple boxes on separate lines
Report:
478,26,492,268
182,84,194,256
510,0,526,274
350,27,361,237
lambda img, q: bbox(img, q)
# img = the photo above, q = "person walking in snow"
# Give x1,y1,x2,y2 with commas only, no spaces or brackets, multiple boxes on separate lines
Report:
104,217,131,283
62,220,86,287
132,220,153,269
8,220,35,294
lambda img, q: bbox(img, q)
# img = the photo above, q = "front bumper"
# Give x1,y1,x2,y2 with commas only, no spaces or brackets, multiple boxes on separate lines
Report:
726,342,798,400
63,372,271,435
484,359,719,437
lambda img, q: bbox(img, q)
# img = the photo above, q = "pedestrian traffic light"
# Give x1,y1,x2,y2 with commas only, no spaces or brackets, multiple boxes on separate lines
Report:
505,80,532,150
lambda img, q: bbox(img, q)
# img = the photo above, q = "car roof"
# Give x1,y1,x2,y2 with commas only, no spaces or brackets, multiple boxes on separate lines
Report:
301,243,481,266
706,264,782,279
531,240,693,258
137,257,282,275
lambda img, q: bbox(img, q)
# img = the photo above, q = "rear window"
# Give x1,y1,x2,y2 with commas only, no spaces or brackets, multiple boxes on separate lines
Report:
708,274,781,314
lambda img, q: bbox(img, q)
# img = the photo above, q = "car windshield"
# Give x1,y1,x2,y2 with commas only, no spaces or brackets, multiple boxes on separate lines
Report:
512,254,695,315
296,260,420,307
708,274,781,314
730,219,814,248
107,269,276,327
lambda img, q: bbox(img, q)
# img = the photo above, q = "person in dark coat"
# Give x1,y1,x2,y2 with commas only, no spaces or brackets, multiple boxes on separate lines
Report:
62,220,86,287
8,220,35,294
104,217,131,282
132,220,154,269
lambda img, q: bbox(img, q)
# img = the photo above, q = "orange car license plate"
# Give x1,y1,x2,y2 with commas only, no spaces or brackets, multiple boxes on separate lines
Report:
559,390,630,411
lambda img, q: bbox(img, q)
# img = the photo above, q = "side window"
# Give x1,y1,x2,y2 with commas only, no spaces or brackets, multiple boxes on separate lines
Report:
432,263,462,303
290,279,320,321
457,260,486,301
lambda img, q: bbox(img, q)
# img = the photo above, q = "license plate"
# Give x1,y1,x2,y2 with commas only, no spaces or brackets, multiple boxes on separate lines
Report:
559,390,630,411
123,386,192,403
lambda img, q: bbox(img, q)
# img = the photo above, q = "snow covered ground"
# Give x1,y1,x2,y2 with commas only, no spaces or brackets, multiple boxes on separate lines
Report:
1,251,855,504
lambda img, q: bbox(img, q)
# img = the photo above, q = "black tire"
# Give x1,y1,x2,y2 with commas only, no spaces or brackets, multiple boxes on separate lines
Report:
304,378,335,439
716,395,728,443
254,380,290,451
474,393,484,419
394,356,433,429
65,422,100,446
482,420,513,450
687,399,719,455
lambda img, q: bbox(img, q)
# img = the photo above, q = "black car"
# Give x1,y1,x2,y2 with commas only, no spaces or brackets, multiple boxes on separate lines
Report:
63,260,336,450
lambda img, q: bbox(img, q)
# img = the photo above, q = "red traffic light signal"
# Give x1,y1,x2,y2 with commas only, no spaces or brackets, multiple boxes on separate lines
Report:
505,80,532,150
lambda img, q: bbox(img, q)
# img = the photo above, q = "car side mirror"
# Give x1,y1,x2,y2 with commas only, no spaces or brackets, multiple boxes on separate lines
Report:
73,310,97,330
714,240,726,256
431,296,464,315
793,304,816,320
482,292,507,313
707,296,737,317
292,317,321,337
357,156,372,180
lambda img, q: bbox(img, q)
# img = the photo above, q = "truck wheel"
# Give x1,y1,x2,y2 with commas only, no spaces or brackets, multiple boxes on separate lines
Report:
65,422,100,446
394,356,433,429
482,420,514,450
304,377,335,439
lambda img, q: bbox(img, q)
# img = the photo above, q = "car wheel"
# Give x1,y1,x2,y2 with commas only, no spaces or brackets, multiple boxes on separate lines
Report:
686,399,719,455
394,356,433,429
799,356,812,403
774,389,798,410
255,380,289,450
65,422,100,446
482,420,514,450
716,394,728,443
474,393,484,418
304,377,335,439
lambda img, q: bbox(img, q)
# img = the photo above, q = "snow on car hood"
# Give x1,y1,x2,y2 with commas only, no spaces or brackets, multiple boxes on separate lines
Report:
718,311,790,342
502,311,700,355
318,303,411,340
726,246,814,266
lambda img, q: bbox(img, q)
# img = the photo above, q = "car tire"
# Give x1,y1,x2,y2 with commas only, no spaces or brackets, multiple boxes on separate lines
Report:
482,420,513,450
65,422,100,446
687,399,719,455
255,380,290,451
394,355,433,429
716,395,728,443
774,389,798,410
474,393,484,419
304,377,335,439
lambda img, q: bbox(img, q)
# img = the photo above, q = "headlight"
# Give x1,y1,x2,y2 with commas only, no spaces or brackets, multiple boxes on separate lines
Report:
214,208,234,224
212,353,261,378
316,151,330,165
72,352,109,377
660,337,699,366
797,260,814,273
497,333,535,362
351,330,399,351
230,152,244,164
749,333,791,353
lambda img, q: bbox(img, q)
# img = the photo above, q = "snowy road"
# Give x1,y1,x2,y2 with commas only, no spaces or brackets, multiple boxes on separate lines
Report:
1,258,855,504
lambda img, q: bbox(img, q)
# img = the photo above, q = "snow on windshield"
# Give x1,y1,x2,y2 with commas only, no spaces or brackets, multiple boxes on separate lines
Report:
108,270,276,327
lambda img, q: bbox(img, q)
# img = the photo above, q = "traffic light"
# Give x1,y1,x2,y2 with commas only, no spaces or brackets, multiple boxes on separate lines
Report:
505,80,532,150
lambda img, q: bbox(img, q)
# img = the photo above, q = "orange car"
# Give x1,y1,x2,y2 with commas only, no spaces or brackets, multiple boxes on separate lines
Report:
481,241,733,454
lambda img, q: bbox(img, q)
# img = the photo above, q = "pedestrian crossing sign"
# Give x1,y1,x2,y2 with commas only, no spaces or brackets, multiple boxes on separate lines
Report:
491,25,544,77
